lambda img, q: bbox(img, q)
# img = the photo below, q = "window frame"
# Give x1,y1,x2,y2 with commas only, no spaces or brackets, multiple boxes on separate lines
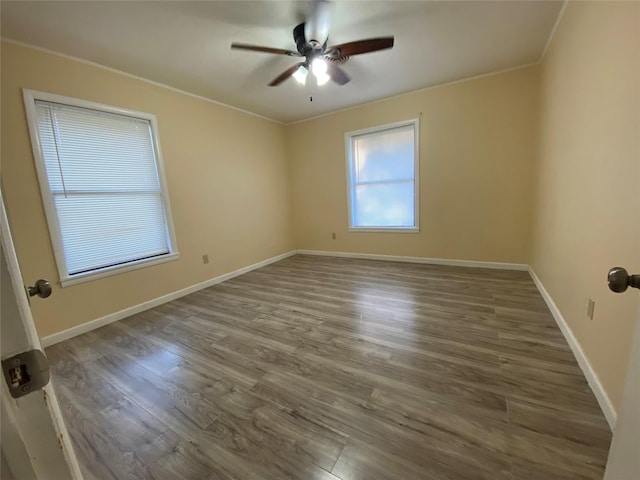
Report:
345,118,420,233
22,89,179,287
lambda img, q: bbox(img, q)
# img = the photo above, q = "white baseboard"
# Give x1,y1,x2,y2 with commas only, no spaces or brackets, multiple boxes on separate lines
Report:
528,267,616,430
296,249,529,271
41,250,296,348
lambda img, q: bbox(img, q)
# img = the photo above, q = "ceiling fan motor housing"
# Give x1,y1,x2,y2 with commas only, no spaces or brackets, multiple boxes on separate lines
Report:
294,23,327,57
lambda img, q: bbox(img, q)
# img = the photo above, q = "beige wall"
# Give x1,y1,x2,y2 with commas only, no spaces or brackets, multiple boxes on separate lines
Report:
287,67,539,263
531,1,640,410
1,41,294,338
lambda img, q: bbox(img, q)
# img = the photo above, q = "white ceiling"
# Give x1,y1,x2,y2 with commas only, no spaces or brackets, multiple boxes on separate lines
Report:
1,1,563,124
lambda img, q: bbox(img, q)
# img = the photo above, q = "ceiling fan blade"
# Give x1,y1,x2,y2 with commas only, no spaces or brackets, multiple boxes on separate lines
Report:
326,63,350,85
269,62,306,86
231,43,300,56
305,0,332,45
328,37,394,57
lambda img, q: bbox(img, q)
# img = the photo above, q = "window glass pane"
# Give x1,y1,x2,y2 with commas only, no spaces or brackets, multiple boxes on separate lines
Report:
354,125,414,183
353,181,415,227
54,193,169,274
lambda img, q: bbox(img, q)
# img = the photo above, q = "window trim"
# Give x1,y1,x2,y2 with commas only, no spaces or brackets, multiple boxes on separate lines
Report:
22,89,179,287
345,118,420,233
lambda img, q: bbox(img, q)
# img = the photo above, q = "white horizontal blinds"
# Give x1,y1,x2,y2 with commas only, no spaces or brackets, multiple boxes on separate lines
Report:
35,100,171,275
352,124,415,227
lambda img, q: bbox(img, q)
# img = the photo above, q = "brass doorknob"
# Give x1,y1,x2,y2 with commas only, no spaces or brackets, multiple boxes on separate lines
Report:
608,267,640,293
27,279,52,299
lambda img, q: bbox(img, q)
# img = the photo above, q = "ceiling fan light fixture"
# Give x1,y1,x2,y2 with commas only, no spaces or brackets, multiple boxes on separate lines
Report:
316,71,330,86
293,65,308,85
311,57,328,76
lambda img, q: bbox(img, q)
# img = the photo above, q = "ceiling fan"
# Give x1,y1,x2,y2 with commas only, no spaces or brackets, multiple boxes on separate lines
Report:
231,0,394,87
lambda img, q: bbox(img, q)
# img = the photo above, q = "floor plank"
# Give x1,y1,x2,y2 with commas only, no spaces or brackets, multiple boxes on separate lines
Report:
47,254,611,479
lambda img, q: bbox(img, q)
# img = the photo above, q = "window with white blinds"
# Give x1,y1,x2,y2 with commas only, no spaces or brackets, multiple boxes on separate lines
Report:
346,119,419,231
23,90,178,286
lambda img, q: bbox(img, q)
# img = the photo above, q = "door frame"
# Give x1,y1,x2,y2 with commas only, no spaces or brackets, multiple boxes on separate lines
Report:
1,188,83,479
604,303,640,479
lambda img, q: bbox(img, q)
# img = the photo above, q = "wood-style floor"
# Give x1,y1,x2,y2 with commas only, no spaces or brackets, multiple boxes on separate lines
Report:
46,255,612,480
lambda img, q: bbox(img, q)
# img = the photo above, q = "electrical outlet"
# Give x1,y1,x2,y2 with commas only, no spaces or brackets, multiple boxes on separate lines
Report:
331,232,336,240
587,298,595,320
202,254,209,264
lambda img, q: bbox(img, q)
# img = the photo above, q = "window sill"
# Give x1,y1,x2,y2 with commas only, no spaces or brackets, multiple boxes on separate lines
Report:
348,227,420,233
59,252,180,287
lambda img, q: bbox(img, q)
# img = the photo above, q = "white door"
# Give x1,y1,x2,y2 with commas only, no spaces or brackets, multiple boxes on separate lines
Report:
604,270,640,479
0,192,83,479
